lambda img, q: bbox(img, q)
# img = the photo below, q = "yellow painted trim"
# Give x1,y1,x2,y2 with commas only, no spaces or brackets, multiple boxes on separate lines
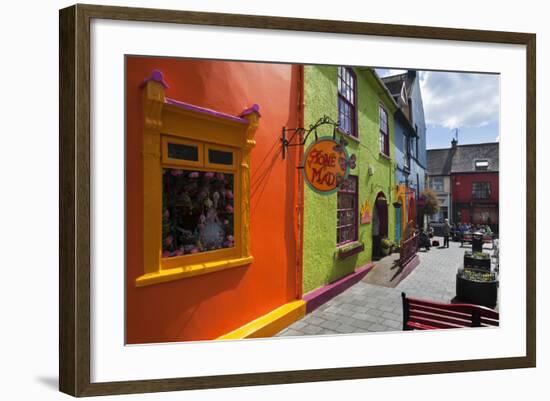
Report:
161,136,204,167
141,80,260,286
205,143,238,171
162,110,246,148
217,300,306,340
142,80,165,275
136,256,254,287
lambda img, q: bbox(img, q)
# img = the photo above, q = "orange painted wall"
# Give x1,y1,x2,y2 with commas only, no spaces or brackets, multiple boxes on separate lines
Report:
126,57,302,344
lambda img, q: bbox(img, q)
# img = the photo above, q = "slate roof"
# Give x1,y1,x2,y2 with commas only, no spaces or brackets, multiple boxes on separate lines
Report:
427,148,453,175
427,142,499,175
451,142,499,173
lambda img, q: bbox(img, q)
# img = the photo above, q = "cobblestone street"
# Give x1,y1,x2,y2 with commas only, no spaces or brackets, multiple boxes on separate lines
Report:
277,237,496,337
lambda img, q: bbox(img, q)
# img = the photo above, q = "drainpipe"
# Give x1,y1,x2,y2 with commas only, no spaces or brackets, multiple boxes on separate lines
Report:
295,64,305,300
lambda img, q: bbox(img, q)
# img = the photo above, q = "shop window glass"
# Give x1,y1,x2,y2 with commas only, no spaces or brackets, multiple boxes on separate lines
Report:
167,142,199,161
162,169,235,257
337,175,358,245
208,148,233,165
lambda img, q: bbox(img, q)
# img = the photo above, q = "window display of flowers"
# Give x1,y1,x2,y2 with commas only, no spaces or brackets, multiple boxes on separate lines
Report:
162,169,235,257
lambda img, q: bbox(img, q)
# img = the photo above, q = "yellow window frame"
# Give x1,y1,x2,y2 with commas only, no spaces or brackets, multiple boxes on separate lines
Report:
161,136,204,167
136,77,260,287
160,139,242,271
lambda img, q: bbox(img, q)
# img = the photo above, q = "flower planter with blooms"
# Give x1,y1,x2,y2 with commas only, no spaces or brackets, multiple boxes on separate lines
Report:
464,250,491,271
381,238,394,256
456,268,498,308
336,241,365,260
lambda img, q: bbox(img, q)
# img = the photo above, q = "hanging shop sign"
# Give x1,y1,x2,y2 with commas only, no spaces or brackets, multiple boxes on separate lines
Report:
360,199,372,224
303,137,356,194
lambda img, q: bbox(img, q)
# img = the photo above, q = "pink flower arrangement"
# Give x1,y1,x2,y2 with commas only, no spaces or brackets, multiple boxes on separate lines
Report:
162,251,172,258
226,235,234,241
225,205,234,213
165,235,173,246
216,172,225,180
225,190,233,199
188,171,200,178
174,249,184,256
204,172,215,179
164,209,170,218
190,247,199,254
171,169,184,176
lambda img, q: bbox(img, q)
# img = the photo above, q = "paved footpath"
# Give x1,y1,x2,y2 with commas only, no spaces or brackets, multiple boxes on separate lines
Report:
277,238,495,337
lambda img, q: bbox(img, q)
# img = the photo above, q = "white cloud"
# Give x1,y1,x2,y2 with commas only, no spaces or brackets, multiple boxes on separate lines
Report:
419,71,500,129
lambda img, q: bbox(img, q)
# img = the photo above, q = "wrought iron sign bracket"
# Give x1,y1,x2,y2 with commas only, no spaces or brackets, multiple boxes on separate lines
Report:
281,115,340,160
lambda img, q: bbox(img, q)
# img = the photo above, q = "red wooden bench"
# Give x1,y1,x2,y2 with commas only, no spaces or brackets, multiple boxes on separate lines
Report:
401,292,499,330
460,233,494,249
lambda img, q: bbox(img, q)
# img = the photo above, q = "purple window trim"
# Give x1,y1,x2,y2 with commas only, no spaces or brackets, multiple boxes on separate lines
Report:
337,237,357,247
139,69,169,89
336,225,355,231
140,70,260,125
336,175,358,246
166,98,249,124
337,67,358,138
239,103,262,118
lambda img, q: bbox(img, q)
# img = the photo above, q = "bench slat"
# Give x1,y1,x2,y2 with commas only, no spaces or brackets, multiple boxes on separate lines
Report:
407,321,438,330
408,315,465,329
409,303,474,319
407,297,499,319
402,292,499,331
409,308,474,327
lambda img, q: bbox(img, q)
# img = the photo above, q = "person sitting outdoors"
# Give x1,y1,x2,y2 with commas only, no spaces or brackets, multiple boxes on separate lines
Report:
427,223,434,238
418,228,431,251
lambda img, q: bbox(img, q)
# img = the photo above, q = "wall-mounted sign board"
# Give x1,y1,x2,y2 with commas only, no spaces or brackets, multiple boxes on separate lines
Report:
303,137,355,195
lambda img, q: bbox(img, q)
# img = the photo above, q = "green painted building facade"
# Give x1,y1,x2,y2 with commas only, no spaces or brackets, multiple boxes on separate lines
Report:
302,66,399,294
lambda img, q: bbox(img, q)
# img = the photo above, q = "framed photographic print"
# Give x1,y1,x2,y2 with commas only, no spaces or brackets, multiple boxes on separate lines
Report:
59,3,536,397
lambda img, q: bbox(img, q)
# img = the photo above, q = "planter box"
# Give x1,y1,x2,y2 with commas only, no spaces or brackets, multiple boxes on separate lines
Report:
336,242,364,260
464,252,491,271
456,270,498,308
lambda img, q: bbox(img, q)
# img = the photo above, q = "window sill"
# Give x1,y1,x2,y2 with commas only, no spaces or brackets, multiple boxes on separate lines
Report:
336,128,361,144
335,241,364,260
135,255,254,287
379,152,392,162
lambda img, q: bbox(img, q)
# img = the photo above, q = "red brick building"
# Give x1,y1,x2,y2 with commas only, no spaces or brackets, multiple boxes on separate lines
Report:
450,142,499,230
428,140,499,232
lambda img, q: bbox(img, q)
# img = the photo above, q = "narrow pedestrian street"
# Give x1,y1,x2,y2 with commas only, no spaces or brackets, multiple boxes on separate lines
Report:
277,237,497,337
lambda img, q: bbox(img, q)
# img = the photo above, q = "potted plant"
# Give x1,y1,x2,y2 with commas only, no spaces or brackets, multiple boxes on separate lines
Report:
381,238,393,256
464,250,491,270
335,241,364,260
376,195,388,206
456,268,498,308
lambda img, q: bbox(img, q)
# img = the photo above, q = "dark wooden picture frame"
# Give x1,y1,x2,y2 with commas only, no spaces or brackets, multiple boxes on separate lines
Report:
59,3,536,397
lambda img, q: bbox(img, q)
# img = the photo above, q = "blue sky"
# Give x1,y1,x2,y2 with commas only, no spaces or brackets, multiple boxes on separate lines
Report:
375,69,500,149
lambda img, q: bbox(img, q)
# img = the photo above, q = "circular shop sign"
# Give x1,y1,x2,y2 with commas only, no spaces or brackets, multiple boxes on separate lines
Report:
303,137,349,194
